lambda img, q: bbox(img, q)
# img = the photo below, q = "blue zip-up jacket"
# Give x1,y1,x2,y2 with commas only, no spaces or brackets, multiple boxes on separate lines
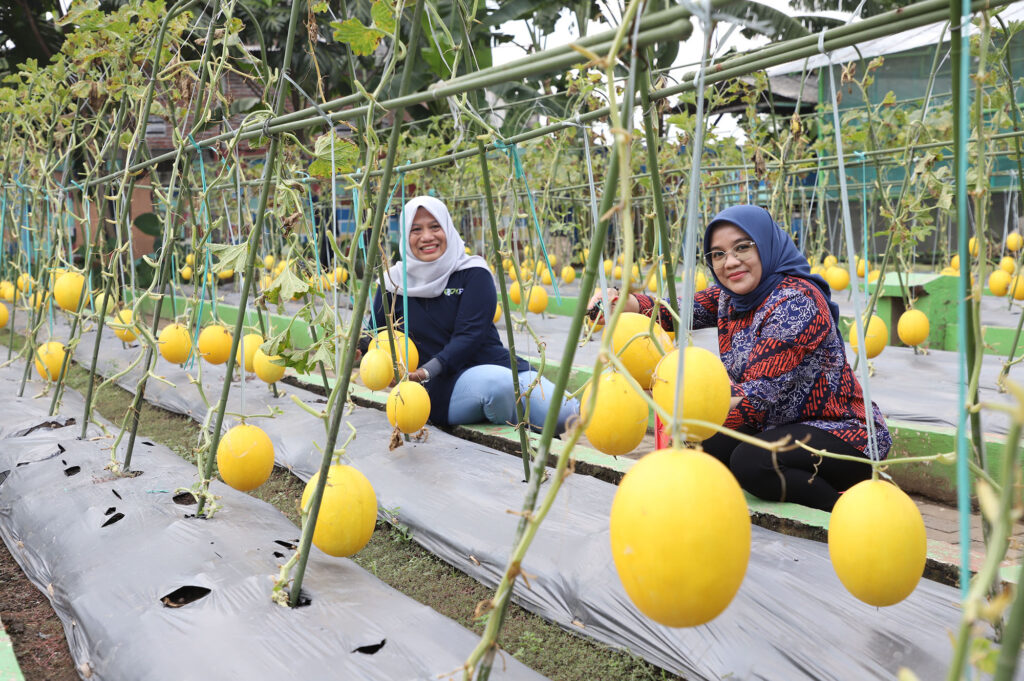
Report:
366,268,530,426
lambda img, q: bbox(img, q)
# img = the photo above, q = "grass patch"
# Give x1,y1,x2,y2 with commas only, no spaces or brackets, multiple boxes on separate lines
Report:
0,326,682,681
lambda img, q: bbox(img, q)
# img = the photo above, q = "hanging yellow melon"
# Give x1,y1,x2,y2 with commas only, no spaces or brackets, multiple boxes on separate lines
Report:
896,310,929,347
526,286,548,314
216,424,274,492
111,310,138,342
609,312,671,389
386,381,431,433
53,271,85,312
828,479,925,607
359,348,394,391
990,269,1012,297
611,447,750,627
253,348,286,384
850,315,888,359
158,323,193,364
301,465,377,557
197,325,232,364
824,266,850,292
580,371,648,456
651,346,732,442
34,341,67,381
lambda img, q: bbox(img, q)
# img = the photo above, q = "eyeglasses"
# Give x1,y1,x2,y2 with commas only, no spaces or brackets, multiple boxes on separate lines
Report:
706,241,757,267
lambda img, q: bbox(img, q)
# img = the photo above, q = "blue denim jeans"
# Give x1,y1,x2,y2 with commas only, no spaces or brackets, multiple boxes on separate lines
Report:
448,365,580,435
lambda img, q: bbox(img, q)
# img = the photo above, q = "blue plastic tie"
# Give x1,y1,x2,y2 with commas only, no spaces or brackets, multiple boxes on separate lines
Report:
494,141,561,304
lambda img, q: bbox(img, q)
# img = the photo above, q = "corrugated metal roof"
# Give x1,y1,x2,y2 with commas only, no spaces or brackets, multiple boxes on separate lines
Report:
767,1,1024,75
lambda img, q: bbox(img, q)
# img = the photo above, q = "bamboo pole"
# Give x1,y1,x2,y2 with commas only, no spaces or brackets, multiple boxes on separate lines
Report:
123,0,224,471
477,139,533,480
286,0,429,608
639,64,680,337
196,0,306,514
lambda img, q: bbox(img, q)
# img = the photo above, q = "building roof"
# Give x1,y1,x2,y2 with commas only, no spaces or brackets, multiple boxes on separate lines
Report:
767,1,1024,76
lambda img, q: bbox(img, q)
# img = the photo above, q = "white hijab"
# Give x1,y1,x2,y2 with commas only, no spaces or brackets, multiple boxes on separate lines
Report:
384,195,490,298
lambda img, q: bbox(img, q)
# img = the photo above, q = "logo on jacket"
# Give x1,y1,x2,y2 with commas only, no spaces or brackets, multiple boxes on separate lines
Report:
443,288,464,296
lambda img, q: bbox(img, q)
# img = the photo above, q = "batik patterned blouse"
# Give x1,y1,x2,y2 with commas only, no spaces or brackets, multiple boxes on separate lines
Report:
635,275,890,457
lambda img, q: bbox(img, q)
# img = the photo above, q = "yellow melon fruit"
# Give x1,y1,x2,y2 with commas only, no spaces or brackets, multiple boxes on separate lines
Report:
197,325,232,365
580,371,649,456
850,315,888,359
609,312,671,389
652,346,732,442
158,323,193,364
611,447,750,627
301,465,378,557
216,424,274,492
386,381,431,433
828,479,925,607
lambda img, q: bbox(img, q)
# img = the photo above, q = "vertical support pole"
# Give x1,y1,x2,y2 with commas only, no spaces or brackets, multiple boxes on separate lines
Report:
639,64,679,337
287,0,428,607
198,0,305,509
477,139,533,480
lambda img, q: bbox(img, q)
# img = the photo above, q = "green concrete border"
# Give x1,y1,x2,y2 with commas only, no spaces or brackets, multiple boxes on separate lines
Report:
291,370,1013,586
0,617,25,681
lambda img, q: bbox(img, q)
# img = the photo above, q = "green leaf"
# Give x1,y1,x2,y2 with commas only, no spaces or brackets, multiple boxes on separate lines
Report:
70,81,91,99
331,18,386,56
133,212,163,237
311,1,328,12
371,0,396,34
208,242,249,273
271,266,310,302
308,132,359,177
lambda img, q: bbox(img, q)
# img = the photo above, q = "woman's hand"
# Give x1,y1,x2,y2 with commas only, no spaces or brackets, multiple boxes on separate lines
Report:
408,368,429,383
585,288,640,324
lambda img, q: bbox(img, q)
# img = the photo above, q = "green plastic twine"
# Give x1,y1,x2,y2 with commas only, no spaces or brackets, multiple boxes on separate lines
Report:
353,184,378,333
186,134,213,367
495,141,562,304
399,168,410,370
821,32,881,463
953,0,972,600
0,189,7,279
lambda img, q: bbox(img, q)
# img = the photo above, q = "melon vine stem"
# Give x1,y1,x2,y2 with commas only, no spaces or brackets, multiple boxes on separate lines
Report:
477,138,532,480
639,58,680,337
124,0,223,472
17,252,58,398
81,270,115,439
467,143,623,681
466,0,644,669
285,0,428,608
197,0,305,515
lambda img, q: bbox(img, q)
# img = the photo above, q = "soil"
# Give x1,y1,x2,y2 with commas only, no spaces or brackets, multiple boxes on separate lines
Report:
0,539,78,681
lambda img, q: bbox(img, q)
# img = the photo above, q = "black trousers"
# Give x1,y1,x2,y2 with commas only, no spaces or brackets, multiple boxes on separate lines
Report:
701,424,873,512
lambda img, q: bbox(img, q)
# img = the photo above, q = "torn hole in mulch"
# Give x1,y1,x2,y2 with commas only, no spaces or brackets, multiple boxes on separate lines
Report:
160,585,212,608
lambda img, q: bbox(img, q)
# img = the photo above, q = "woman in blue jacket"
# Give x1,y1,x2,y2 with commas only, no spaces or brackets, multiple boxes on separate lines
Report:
364,195,579,434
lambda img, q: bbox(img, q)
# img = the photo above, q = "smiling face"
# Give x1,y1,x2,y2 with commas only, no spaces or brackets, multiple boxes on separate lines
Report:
408,206,447,262
709,223,762,296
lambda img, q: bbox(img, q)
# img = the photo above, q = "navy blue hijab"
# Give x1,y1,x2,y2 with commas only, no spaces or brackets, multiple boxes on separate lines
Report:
703,205,841,326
